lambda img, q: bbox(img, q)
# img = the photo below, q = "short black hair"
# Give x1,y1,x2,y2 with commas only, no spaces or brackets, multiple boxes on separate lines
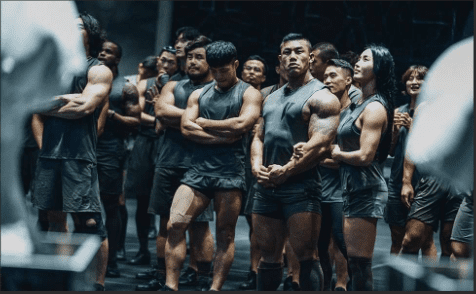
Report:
184,35,212,55
105,39,123,59
175,26,200,41
280,33,312,51
340,50,359,68
141,55,158,71
79,12,106,58
205,41,237,68
327,59,354,77
244,55,268,76
159,45,177,57
312,42,339,63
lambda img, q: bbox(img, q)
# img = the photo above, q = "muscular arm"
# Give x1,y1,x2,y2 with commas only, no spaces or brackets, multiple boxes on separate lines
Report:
97,99,109,137
137,79,156,126
40,65,113,119
154,81,183,128
181,89,242,144
331,102,388,166
389,108,400,156
195,87,263,135
31,114,45,149
251,117,273,186
275,92,341,180
110,83,141,128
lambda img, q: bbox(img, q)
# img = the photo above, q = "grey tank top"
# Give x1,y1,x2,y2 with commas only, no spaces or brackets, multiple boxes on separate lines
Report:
256,78,325,193
337,94,388,194
156,78,214,168
40,57,101,163
188,80,250,176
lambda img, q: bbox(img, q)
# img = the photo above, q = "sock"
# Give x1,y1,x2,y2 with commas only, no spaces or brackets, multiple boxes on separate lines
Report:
299,259,323,291
348,256,373,291
157,257,166,277
257,262,283,291
319,255,333,291
197,261,212,277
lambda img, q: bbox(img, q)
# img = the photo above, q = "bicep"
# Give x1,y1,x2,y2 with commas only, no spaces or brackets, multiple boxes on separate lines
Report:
359,105,387,154
308,94,340,142
82,66,113,104
239,89,263,121
137,80,147,111
182,92,200,124
157,83,177,110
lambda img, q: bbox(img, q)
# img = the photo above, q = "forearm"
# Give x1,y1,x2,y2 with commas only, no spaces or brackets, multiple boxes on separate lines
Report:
283,142,330,177
250,138,264,171
199,117,251,134
156,106,184,128
334,149,374,166
141,112,156,126
320,158,340,169
113,113,140,128
389,126,400,156
182,122,240,144
402,154,416,185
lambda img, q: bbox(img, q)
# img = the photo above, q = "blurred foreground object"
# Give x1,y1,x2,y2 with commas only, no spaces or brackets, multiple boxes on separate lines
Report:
406,37,473,191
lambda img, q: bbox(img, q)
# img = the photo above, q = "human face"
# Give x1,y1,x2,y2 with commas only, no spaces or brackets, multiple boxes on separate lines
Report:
309,49,327,81
242,60,266,88
186,47,210,80
405,71,424,98
210,60,239,88
279,40,312,78
98,41,120,68
354,49,375,84
157,51,178,76
76,18,88,53
323,65,352,97
174,33,191,59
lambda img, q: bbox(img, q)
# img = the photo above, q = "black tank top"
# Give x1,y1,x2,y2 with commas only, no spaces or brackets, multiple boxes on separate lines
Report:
256,78,325,193
40,57,102,163
337,94,388,193
188,80,250,176
156,79,214,168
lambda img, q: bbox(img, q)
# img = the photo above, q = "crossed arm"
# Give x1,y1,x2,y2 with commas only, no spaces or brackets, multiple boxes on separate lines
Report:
252,91,341,187
331,101,388,166
108,83,141,131
137,78,157,127
181,87,261,144
154,81,182,129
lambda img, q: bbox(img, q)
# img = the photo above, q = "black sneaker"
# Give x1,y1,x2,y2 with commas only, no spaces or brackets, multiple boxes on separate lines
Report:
106,264,121,278
179,267,198,286
116,248,126,261
196,276,211,291
239,271,256,290
93,283,105,291
159,285,175,291
135,266,158,280
283,276,300,291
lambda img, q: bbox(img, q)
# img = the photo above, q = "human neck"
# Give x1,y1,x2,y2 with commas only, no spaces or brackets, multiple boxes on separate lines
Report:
180,58,187,72
339,90,351,110
287,71,313,90
278,77,287,88
360,79,377,101
216,77,239,92
191,73,214,85
409,95,417,110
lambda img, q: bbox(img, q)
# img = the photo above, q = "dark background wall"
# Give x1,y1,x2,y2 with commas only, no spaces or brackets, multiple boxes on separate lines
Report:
75,1,473,107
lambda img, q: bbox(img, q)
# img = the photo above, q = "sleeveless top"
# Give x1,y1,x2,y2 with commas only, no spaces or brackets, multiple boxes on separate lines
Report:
256,78,326,193
319,89,363,202
97,76,128,156
337,94,388,194
388,103,420,195
40,57,102,163
138,76,168,138
188,80,250,176
155,78,214,168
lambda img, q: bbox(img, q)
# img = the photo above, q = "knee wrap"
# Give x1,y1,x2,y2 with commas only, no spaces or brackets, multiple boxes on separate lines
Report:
73,212,108,241
257,262,283,291
300,259,323,291
169,209,193,225
348,256,373,291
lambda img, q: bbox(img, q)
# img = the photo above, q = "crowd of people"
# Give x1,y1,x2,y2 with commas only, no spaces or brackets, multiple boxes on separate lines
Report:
19,11,473,292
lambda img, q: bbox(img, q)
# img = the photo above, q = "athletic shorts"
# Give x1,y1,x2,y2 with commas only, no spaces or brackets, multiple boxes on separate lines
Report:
252,188,322,221
148,167,213,222
343,186,386,218
450,194,474,244
31,158,101,213
73,212,108,241
384,200,409,227
241,167,256,216
123,135,159,198
408,177,463,232
181,171,246,200
97,152,126,196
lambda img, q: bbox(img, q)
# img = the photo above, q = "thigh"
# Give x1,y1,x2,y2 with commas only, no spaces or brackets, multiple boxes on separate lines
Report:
149,168,183,216
344,217,377,258
214,189,242,230
450,197,474,244
62,160,101,213
252,213,286,262
287,211,321,259
169,185,211,225
31,158,63,211
409,177,446,231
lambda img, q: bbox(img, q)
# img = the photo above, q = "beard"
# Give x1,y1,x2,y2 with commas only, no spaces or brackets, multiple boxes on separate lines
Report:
188,70,208,81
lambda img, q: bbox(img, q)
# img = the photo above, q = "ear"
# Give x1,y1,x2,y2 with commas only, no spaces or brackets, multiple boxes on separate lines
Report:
278,54,283,64
260,74,267,84
234,59,239,70
275,66,280,75
309,51,315,64
346,76,353,87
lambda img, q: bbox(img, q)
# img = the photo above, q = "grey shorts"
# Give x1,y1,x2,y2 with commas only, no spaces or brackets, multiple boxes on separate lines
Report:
123,135,159,198
241,167,256,216
343,186,386,219
148,167,213,222
384,200,409,227
252,188,322,221
451,195,474,244
181,171,246,200
408,177,463,232
31,158,101,213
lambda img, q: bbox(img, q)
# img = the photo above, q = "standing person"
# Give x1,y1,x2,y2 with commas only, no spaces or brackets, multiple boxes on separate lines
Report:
171,26,201,81
309,42,339,82
118,55,159,261
238,54,268,291
162,41,262,291
96,40,141,277
383,65,437,257
30,12,113,291
251,33,341,291
135,36,216,291
330,44,396,291
124,46,178,265
241,55,267,91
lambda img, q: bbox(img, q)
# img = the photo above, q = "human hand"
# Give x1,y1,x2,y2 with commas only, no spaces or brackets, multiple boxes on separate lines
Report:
400,183,414,209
